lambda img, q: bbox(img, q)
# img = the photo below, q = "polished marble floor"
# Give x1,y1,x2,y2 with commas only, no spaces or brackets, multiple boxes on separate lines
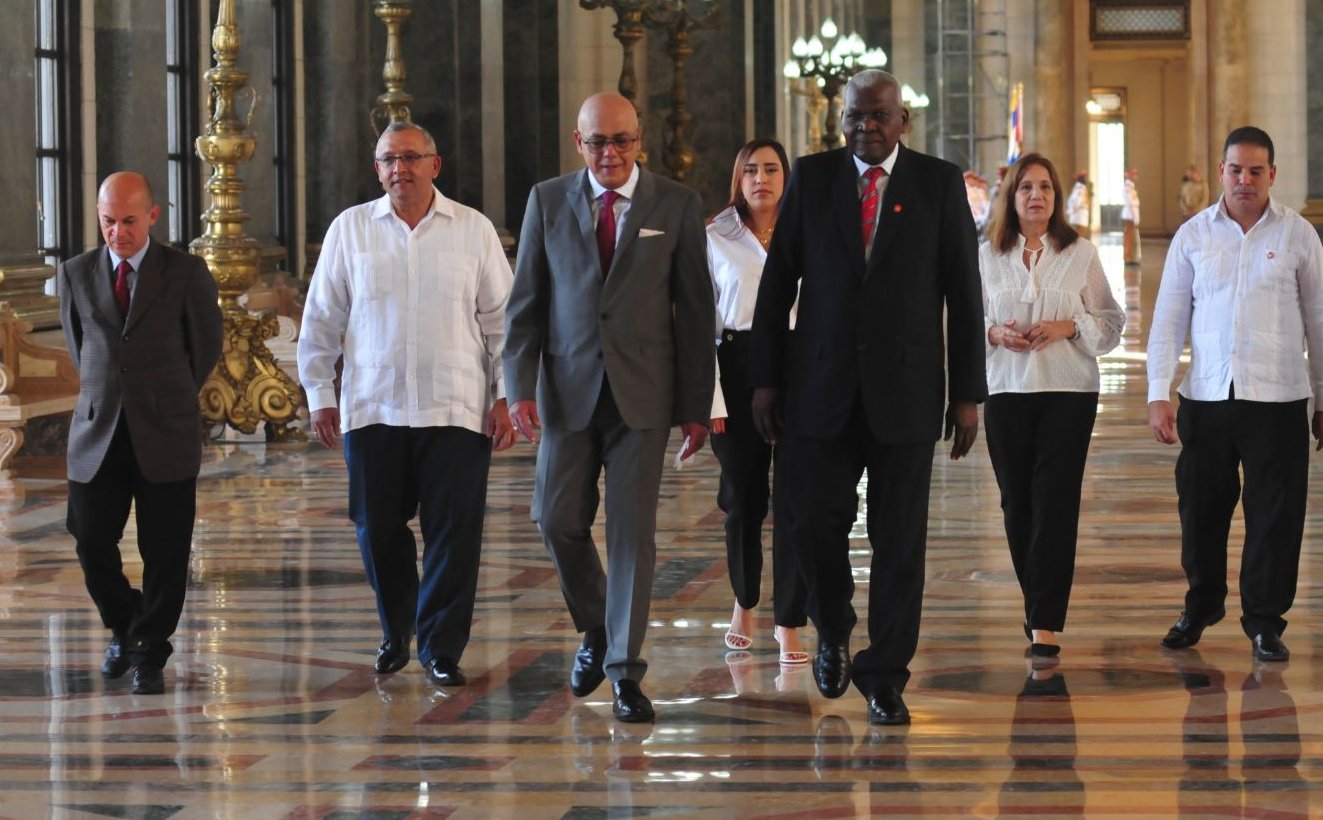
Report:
1,237,1321,818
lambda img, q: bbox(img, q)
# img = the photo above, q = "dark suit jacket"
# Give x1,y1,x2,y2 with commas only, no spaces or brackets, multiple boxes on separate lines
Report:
750,144,986,443
504,167,714,431
59,240,223,484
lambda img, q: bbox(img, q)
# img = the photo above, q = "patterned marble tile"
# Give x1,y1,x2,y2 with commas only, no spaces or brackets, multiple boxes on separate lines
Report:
0,239,1320,817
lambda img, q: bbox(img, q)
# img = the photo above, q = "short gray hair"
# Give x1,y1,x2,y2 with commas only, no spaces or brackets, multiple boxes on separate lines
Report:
845,69,902,102
377,121,437,154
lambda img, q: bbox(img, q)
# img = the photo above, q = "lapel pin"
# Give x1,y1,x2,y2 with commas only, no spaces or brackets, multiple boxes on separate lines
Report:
893,204,903,213
1267,251,1276,259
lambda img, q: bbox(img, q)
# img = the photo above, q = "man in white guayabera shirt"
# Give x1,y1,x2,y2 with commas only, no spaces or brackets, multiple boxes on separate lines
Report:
1147,126,1323,663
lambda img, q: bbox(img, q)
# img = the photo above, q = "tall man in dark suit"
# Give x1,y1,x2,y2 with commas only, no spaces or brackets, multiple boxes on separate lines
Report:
750,70,986,725
505,92,714,723
59,172,223,695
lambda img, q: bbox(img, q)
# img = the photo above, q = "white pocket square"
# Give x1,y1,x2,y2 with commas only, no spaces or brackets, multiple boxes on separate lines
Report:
639,228,665,238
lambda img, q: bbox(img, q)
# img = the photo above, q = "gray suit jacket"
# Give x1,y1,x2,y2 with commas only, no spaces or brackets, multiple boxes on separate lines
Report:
505,167,714,431
58,240,223,484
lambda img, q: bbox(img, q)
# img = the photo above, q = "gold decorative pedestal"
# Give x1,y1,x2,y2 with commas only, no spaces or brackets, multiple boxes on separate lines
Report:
191,0,303,440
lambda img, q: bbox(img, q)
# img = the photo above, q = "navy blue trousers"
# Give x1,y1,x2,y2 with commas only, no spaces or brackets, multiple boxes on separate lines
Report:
345,424,491,666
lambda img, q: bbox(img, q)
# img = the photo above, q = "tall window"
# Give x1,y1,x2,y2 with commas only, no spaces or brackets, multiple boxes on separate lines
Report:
166,0,202,248
34,0,80,262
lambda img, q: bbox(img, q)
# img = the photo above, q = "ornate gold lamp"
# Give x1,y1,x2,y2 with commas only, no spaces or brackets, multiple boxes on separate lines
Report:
782,18,888,152
369,0,414,133
646,1,721,181
579,0,650,106
191,0,303,439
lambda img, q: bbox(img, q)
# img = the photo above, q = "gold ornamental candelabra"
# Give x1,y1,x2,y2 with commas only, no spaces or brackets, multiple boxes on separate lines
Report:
782,17,888,152
646,1,721,181
369,0,414,134
580,0,649,106
190,0,303,440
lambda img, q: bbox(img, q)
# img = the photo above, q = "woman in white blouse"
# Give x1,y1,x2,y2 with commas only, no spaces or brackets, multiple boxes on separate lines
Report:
708,139,808,666
981,153,1124,660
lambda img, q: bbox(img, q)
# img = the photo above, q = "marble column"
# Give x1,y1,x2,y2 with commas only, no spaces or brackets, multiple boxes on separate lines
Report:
0,14,38,256
1245,0,1305,209
1032,0,1072,173
502,0,559,236
1303,0,1323,230
891,0,926,154
1206,0,1247,163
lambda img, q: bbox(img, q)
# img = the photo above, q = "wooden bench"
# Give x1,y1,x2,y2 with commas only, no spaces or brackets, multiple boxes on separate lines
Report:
0,302,78,492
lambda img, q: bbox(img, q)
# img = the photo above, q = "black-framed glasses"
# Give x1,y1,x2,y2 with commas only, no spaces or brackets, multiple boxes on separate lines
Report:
375,152,436,168
578,133,640,155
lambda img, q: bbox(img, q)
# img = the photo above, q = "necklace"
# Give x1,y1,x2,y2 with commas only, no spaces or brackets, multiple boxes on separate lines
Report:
753,223,775,248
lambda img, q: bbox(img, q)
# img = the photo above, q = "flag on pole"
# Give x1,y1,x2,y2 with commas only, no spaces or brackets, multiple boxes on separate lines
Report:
1007,82,1024,165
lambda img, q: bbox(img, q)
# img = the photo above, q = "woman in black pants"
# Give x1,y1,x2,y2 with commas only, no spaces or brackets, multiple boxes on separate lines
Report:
981,153,1124,659
708,139,808,665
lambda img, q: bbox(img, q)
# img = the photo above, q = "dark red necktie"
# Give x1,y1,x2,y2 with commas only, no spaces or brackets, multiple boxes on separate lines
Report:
113,260,132,319
860,166,885,249
597,190,619,276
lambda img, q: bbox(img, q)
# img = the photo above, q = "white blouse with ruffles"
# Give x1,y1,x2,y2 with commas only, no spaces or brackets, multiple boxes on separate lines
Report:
980,234,1124,395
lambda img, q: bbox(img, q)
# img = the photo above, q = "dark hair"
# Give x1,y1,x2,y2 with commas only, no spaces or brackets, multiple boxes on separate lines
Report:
987,153,1079,254
709,138,790,234
1223,126,1274,166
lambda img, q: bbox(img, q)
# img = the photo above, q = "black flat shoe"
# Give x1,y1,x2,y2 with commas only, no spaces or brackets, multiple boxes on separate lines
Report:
866,688,910,726
131,666,165,695
425,658,467,687
374,637,411,674
101,636,130,679
612,679,655,723
1251,631,1289,662
570,627,608,697
813,641,851,699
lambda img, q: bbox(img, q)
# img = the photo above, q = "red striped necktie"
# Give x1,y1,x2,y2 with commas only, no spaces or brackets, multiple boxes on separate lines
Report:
860,166,885,250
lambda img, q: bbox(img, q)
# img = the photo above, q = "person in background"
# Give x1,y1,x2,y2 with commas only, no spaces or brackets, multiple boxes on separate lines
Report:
981,153,1124,661
708,138,808,667
1122,169,1141,264
1066,171,1090,236
1179,163,1209,221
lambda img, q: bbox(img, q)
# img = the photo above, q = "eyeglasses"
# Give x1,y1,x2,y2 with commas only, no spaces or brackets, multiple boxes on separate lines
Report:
578,133,640,155
375,153,436,168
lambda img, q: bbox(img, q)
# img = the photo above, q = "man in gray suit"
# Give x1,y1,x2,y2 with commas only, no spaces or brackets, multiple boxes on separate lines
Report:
59,172,223,695
505,92,714,722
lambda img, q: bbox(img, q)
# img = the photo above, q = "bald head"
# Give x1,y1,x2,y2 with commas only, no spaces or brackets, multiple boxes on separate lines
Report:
97,172,160,259
574,93,642,189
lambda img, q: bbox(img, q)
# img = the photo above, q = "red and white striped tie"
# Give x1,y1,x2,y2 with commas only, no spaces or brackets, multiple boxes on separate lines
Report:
860,166,885,250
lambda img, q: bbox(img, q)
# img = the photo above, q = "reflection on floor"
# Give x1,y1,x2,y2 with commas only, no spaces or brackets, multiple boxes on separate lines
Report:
0,237,1318,817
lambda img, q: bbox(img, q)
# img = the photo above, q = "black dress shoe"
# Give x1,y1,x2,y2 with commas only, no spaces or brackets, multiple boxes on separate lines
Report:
866,688,910,726
813,641,851,699
1161,608,1225,649
101,636,130,679
1251,631,1290,662
611,679,655,723
375,637,411,674
425,658,467,687
570,627,607,697
1029,642,1061,658
131,666,165,695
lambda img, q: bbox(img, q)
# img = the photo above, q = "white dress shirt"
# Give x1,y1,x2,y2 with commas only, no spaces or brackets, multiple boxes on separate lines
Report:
298,187,512,435
1147,196,1323,404
108,238,150,298
1066,182,1089,226
706,206,798,418
586,164,641,242
981,235,1124,394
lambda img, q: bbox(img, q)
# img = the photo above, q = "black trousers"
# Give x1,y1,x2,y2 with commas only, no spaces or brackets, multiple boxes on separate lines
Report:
709,331,806,627
783,399,933,695
1175,396,1308,637
67,413,197,669
984,391,1098,633
345,424,491,666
